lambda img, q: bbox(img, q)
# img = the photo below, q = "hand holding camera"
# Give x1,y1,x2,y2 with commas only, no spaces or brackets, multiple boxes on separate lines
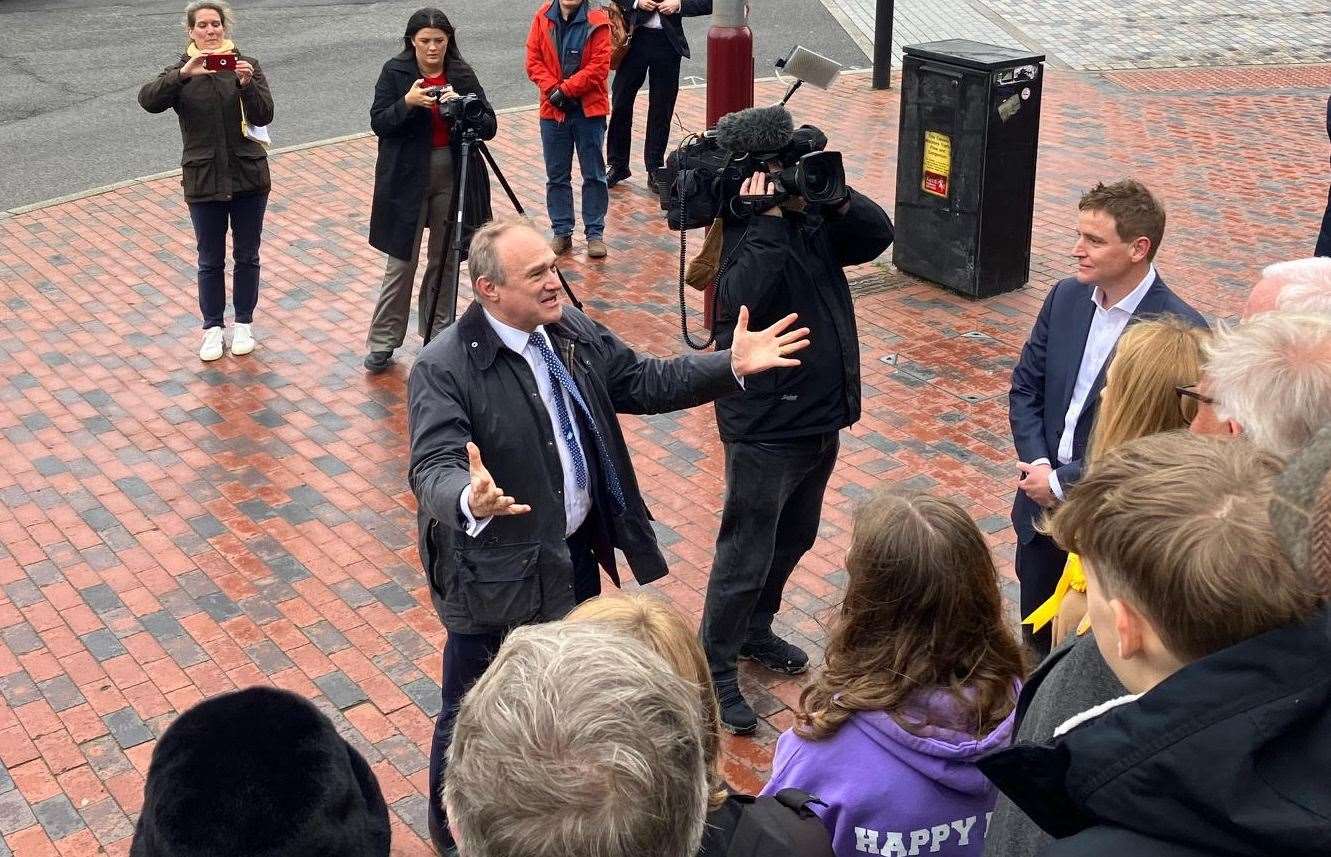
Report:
739,172,784,218
180,53,219,78
405,79,438,109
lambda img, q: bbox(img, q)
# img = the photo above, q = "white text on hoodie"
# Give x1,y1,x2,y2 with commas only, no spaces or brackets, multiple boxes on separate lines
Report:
853,813,993,856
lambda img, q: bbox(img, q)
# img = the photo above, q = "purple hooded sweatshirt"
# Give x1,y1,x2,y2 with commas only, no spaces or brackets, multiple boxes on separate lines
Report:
760,690,1016,857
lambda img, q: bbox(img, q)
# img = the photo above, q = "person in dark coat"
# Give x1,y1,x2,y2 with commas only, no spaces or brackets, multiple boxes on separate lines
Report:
697,135,895,735
1317,95,1331,258
408,216,810,853
979,432,1329,857
130,686,391,857
139,0,274,363
606,0,712,190
1008,180,1206,657
364,7,497,374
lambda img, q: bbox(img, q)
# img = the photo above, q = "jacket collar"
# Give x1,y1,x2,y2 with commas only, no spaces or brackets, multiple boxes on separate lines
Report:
457,301,591,371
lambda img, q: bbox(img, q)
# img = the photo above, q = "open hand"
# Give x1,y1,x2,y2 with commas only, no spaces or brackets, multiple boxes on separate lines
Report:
739,170,782,217
1017,461,1056,508
180,53,217,79
466,442,531,519
729,306,810,378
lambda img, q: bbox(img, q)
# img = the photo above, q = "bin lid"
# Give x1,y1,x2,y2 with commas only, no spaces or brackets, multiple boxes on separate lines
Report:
902,39,1044,71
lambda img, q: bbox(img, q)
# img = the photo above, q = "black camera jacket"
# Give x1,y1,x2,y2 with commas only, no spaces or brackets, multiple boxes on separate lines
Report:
712,190,894,443
368,52,497,262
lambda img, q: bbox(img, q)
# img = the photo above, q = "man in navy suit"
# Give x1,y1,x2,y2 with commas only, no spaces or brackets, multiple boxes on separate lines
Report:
1009,179,1207,656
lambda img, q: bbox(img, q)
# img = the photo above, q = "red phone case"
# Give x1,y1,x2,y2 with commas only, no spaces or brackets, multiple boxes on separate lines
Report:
204,54,235,71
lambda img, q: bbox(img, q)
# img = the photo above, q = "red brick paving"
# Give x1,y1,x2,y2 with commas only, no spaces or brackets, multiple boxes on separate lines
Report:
0,66,1327,853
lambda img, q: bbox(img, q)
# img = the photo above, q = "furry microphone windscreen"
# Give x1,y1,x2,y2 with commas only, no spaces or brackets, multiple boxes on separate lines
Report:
714,104,795,155
129,687,391,857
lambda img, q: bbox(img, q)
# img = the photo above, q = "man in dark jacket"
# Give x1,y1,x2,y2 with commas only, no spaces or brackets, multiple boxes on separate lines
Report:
979,431,1330,857
606,0,712,190
698,152,895,734
1008,179,1206,657
408,217,809,851
1318,94,1331,258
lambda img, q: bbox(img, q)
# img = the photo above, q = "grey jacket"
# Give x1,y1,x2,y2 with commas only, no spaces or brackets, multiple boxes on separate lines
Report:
408,302,739,634
983,634,1125,857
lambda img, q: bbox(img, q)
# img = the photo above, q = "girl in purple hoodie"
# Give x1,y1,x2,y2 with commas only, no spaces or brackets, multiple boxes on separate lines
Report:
762,492,1025,857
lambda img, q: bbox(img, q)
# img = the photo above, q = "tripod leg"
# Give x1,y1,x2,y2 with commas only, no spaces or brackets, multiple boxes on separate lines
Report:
423,138,473,345
475,141,584,311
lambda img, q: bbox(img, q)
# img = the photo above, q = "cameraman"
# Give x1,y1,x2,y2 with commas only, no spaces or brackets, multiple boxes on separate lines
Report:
364,7,497,374
701,159,894,734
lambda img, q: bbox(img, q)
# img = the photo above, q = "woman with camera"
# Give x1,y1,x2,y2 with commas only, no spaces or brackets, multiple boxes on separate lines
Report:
364,7,497,373
139,1,274,362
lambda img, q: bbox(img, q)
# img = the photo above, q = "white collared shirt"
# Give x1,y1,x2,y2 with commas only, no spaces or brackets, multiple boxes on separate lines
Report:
634,0,663,28
459,310,593,538
1044,266,1156,498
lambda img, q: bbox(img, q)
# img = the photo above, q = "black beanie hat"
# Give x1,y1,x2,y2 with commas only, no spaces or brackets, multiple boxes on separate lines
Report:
130,686,392,857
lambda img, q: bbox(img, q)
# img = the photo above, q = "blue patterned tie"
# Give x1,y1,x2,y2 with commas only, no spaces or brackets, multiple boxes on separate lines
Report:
528,333,626,513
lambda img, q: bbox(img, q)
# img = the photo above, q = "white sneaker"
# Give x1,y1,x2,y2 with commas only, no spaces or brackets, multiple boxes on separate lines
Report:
231,322,255,356
199,326,224,361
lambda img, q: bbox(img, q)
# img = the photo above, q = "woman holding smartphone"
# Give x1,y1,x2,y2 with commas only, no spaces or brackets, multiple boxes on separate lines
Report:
364,7,497,374
139,0,274,362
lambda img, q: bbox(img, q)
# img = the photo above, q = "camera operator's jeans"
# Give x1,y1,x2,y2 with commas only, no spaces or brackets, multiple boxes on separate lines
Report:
187,190,267,329
700,432,839,686
367,147,459,352
539,114,608,239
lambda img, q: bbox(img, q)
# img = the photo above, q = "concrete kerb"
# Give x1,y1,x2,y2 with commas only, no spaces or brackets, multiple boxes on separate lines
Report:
0,69,880,221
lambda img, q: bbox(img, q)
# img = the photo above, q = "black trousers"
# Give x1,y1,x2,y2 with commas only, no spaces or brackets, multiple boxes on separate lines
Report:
700,433,839,685
1317,182,1331,258
607,27,681,176
187,191,268,329
1016,531,1067,659
425,522,600,852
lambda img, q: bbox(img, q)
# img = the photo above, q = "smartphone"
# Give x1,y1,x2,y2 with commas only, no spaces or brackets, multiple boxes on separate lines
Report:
203,54,236,72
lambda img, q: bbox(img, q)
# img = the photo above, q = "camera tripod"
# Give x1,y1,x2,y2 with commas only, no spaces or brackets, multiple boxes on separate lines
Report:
422,126,583,344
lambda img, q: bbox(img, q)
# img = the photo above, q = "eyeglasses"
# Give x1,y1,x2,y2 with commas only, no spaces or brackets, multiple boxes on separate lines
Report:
1175,384,1216,423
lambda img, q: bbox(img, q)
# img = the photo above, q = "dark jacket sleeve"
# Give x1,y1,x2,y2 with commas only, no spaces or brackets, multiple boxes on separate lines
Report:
716,215,792,313
822,189,895,266
237,57,274,127
371,63,415,138
1053,459,1082,491
407,356,475,531
681,0,713,15
1010,284,1057,464
592,318,740,415
139,61,186,113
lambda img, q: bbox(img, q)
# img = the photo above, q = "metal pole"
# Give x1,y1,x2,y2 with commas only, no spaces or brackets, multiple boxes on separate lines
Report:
872,0,894,89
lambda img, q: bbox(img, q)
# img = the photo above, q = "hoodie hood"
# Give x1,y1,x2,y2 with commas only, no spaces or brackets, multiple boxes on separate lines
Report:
981,604,1331,856
850,690,1018,796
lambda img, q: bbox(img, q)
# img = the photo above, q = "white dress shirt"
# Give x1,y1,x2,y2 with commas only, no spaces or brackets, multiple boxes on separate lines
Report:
1044,266,1156,499
634,0,664,28
459,310,593,538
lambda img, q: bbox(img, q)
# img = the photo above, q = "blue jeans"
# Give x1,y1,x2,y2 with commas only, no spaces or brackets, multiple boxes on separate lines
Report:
187,191,268,329
540,114,608,239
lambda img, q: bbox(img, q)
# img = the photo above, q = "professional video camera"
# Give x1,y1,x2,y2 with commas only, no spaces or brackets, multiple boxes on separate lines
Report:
654,46,847,230
424,87,488,127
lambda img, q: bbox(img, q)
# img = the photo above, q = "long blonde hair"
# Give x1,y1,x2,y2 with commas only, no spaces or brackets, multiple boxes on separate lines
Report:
565,594,727,809
1089,316,1209,459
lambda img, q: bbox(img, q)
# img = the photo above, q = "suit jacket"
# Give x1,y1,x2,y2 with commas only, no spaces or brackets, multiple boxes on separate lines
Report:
408,302,740,635
1008,274,1207,542
615,0,713,59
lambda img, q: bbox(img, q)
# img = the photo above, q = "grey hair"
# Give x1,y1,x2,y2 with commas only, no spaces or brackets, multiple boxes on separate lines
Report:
444,622,709,857
467,216,539,289
1269,258,1331,315
1205,312,1331,457
183,1,233,32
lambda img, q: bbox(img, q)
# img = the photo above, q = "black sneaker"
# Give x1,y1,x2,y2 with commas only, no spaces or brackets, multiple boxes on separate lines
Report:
715,680,757,735
740,633,809,675
606,166,631,188
363,350,393,373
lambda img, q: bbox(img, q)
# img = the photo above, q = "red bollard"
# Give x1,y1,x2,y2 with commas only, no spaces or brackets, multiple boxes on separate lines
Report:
703,0,753,330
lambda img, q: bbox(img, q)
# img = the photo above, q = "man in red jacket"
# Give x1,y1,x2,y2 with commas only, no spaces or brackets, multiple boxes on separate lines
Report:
526,0,613,259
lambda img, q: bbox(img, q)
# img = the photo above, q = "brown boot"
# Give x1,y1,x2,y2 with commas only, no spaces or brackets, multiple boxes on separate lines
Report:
550,234,573,255
586,237,608,259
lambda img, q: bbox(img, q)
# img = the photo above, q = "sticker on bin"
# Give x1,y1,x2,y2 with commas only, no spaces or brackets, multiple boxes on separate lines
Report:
922,130,951,198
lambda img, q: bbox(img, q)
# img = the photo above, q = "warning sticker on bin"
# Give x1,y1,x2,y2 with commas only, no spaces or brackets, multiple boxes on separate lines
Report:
922,131,951,198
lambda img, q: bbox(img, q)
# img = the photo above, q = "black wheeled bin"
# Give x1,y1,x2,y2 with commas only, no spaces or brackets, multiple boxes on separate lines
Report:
892,39,1045,298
